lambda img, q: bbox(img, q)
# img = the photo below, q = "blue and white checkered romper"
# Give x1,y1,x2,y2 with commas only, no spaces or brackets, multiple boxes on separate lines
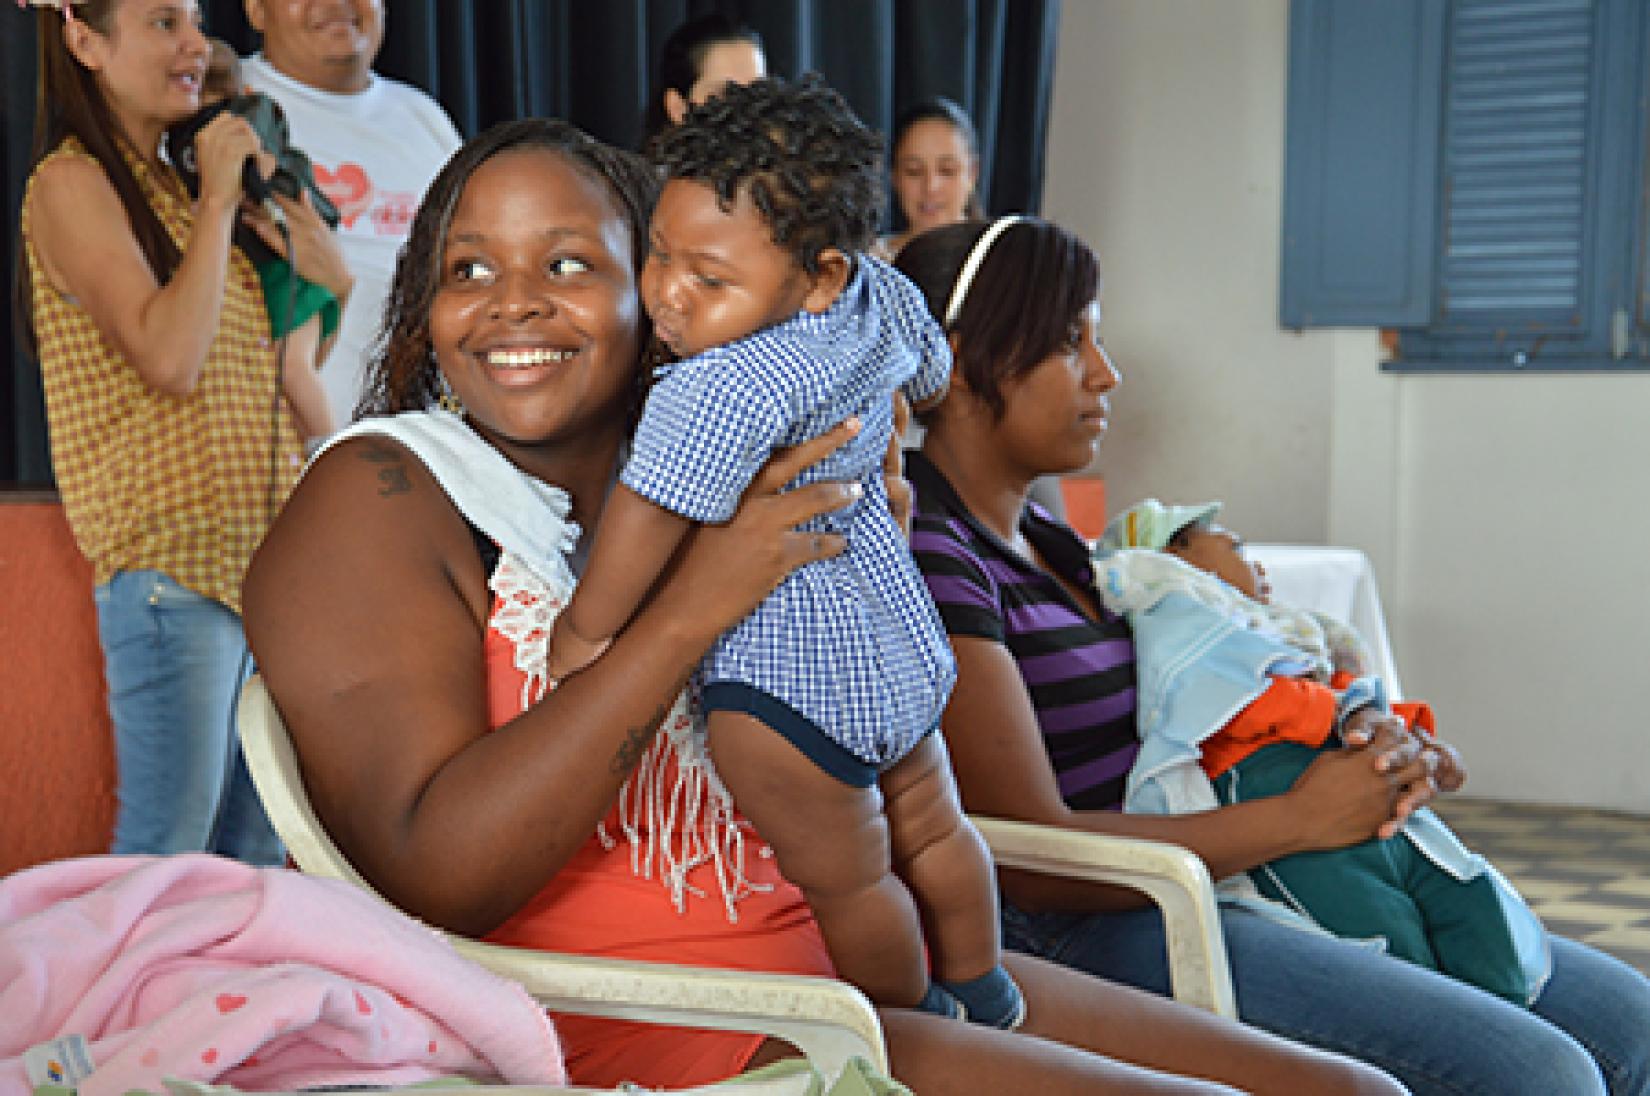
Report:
623,255,957,776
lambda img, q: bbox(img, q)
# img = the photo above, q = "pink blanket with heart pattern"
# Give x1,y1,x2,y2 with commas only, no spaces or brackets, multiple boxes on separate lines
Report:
0,855,564,1096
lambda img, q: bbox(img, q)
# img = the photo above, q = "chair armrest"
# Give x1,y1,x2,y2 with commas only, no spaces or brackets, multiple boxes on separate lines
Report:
454,939,885,1078
971,815,1237,1018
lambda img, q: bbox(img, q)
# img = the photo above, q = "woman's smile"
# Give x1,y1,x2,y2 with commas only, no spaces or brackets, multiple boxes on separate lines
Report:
461,332,585,391
168,64,204,98
481,345,578,370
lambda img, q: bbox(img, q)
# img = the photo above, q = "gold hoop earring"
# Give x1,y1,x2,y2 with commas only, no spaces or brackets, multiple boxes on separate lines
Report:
435,361,463,414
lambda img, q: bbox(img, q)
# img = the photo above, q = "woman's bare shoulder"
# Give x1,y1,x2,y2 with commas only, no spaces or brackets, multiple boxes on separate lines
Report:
277,434,456,539
31,147,105,187
27,154,126,281
305,433,443,506
244,432,487,666
28,152,127,238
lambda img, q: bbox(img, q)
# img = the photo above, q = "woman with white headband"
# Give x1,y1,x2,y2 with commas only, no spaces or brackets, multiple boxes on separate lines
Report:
874,96,984,262
898,216,1650,1095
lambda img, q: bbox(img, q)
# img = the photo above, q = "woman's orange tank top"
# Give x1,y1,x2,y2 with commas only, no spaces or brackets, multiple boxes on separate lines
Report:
480,578,834,1089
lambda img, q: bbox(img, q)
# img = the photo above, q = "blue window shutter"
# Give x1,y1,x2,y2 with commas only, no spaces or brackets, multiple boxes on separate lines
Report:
1638,42,1650,345
1434,0,1597,333
1280,0,1447,328
1395,0,1649,368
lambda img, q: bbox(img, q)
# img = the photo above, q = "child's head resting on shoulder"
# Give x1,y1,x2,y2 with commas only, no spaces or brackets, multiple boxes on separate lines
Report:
642,74,883,357
1101,497,1272,604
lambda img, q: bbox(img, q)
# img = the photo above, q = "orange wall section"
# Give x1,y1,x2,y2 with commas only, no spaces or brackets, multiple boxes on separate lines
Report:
1060,475,1107,544
0,499,116,875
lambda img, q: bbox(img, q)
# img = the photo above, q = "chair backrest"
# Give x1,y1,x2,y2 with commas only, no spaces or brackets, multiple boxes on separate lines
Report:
237,674,382,896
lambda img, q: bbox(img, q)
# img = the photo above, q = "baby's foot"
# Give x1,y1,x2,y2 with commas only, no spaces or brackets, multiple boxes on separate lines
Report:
914,981,965,1021
941,965,1026,1030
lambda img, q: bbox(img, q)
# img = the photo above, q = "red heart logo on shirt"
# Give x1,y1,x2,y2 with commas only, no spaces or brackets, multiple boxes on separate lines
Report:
313,162,373,228
215,992,248,1013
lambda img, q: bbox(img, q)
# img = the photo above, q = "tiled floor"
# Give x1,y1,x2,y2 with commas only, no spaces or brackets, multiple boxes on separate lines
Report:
1431,798,1650,977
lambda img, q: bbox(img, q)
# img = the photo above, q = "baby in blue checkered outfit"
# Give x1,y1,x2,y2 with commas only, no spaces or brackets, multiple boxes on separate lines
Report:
546,75,1023,1028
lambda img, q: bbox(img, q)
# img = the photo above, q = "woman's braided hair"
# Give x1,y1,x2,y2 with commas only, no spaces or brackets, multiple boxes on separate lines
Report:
647,73,883,274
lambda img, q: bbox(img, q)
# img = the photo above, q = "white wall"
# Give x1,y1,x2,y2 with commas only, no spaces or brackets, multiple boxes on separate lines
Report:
1045,0,1650,813
1044,0,1336,544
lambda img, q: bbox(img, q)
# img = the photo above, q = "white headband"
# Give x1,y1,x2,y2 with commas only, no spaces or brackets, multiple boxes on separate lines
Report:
942,215,1023,328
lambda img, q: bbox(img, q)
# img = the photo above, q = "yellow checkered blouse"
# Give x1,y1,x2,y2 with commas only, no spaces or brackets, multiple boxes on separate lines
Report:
22,138,304,614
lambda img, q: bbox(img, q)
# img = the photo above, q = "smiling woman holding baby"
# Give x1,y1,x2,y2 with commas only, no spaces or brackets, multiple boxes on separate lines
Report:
243,104,1406,1092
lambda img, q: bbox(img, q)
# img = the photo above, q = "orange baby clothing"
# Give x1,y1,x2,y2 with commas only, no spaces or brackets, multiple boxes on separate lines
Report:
1329,671,1436,737
1200,673,1439,780
1199,676,1339,780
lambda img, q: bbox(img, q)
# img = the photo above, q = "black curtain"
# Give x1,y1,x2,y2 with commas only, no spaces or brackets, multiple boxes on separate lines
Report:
2,0,1061,485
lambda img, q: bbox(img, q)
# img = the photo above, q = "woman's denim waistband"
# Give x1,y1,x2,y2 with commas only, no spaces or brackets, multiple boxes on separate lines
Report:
1000,896,1096,960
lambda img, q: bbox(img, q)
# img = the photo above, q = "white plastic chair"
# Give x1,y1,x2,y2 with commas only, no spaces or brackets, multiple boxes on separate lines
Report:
969,816,1236,1017
239,673,1238,1086
236,674,887,1081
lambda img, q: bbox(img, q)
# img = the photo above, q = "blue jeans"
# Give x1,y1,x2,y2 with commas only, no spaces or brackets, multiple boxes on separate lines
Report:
1004,899,1650,1095
95,570,283,865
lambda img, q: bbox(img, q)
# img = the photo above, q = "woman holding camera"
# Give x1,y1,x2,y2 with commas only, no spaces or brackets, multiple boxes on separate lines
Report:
17,0,348,863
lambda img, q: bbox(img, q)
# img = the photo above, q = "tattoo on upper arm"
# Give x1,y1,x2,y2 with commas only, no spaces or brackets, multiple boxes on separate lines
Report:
358,440,412,497
610,702,669,775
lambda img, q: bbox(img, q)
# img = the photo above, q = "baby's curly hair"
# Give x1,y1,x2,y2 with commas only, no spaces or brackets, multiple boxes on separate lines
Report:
648,73,883,274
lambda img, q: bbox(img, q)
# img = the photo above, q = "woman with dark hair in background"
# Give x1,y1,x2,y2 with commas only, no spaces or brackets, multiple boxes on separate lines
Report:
642,11,766,146
875,96,983,260
898,216,1650,1096
878,106,1074,517
16,0,349,864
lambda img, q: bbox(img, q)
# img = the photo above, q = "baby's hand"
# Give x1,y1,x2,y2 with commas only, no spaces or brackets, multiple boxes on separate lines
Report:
546,614,611,684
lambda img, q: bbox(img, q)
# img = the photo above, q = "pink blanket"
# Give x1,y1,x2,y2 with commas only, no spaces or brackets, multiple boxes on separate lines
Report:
0,855,565,1096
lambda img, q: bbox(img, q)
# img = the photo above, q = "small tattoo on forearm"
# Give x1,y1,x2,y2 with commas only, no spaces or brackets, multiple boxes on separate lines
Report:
610,704,668,774
358,441,411,497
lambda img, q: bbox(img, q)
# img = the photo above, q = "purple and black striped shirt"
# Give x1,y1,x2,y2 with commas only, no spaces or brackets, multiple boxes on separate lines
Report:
907,451,1140,811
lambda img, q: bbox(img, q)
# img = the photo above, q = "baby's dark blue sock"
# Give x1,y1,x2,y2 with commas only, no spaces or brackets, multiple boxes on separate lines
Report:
915,981,965,1020
941,964,1026,1030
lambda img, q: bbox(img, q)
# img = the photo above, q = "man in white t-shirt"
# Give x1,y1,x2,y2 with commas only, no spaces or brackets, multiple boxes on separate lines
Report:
242,0,462,427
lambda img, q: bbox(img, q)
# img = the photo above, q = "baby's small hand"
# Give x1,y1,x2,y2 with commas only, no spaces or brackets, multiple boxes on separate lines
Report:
546,615,611,684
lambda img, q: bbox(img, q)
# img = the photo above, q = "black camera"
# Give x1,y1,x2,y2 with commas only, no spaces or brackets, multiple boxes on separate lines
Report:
165,93,340,230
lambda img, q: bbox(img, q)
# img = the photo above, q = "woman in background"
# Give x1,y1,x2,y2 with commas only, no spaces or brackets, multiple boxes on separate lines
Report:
879,104,1071,515
17,0,348,864
642,12,767,146
876,96,983,260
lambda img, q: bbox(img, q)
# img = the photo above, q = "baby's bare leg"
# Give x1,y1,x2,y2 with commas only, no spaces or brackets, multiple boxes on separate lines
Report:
881,733,999,982
706,709,928,1008
883,732,1023,1026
